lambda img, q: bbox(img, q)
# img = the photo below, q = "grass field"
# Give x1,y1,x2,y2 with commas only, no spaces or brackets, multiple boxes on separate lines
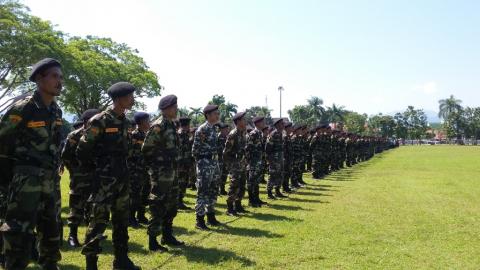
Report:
29,146,480,269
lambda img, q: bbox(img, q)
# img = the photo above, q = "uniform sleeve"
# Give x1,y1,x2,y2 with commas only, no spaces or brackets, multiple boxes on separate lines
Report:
141,125,162,162
223,133,235,165
191,129,202,159
0,104,24,141
76,118,103,164
61,131,79,168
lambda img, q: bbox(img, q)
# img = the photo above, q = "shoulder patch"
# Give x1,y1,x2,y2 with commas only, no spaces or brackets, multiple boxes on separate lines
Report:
27,121,46,128
105,127,119,133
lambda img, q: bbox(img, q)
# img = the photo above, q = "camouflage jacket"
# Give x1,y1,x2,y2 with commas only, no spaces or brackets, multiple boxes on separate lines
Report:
290,134,304,164
217,133,227,163
76,107,130,177
223,127,246,171
246,128,263,169
0,91,63,170
142,116,178,166
192,121,218,160
61,127,84,171
129,128,146,169
177,129,193,165
265,128,283,164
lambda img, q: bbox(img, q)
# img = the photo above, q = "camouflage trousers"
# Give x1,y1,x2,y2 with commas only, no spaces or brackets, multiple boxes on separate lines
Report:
226,168,246,204
267,159,284,190
218,160,228,192
130,169,149,213
177,162,193,201
147,184,179,237
247,162,263,200
67,170,93,226
81,172,130,257
195,159,219,216
291,160,303,185
312,155,323,178
0,166,61,269
283,159,292,189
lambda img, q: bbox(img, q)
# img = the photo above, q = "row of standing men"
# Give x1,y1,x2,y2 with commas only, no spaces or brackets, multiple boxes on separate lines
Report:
0,58,395,270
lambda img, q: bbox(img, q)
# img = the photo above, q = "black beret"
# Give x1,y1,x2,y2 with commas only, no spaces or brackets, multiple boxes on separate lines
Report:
159,94,178,110
232,111,246,122
81,109,101,122
179,116,191,126
107,82,136,99
262,126,269,131
203,104,219,114
252,116,265,124
293,124,303,131
133,112,150,124
272,118,284,126
284,122,293,128
29,58,61,82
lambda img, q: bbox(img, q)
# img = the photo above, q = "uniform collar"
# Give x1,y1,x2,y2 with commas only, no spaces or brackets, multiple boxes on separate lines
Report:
32,90,59,112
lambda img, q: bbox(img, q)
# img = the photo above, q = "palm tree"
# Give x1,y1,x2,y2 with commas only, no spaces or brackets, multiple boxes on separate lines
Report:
438,95,463,120
189,107,203,126
307,96,325,121
326,103,346,123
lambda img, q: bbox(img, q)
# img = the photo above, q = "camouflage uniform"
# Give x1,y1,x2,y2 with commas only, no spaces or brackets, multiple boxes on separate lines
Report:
265,128,284,194
128,128,150,219
223,127,247,212
310,133,323,178
217,131,228,194
282,131,293,191
246,127,264,206
177,128,193,206
142,116,180,244
62,127,93,227
0,91,62,269
77,108,131,259
290,133,304,186
192,122,219,216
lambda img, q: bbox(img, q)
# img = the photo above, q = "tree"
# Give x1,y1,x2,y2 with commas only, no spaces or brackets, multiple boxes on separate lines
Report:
368,114,396,138
343,111,367,135
209,94,237,123
189,107,203,126
288,105,316,126
307,96,325,121
60,36,161,116
325,103,346,124
463,107,480,140
0,0,67,110
245,106,273,125
403,106,429,140
438,95,462,120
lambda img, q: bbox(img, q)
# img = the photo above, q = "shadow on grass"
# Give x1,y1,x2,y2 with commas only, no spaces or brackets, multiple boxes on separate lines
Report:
294,191,333,196
267,204,310,211
287,197,329,203
214,225,283,238
170,244,255,267
246,212,302,222
58,264,83,270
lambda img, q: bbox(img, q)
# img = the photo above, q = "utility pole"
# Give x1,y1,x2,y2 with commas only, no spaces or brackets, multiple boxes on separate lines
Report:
278,86,284,118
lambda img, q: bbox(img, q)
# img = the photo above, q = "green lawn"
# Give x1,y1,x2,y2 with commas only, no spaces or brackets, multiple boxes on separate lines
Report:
29,146,480,269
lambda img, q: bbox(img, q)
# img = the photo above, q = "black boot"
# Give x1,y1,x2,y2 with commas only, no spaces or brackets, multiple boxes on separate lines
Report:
283,184,293,193
206,212,222,226
248,187,260,207
178,195,191,210
226,201,238,216
161,224,184,246
275,187,287,198
235,200,248,213
267,189,276,200
67,224,81,248
195,214,210,230
148,235,168,252
86,256,98,270
219,185,227,196
136,208,148,225
255,186,266,205
113,253,141,270
129,212,140,229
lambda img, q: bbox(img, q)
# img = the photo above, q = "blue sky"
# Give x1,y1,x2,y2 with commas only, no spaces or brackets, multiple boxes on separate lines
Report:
23,0,480,120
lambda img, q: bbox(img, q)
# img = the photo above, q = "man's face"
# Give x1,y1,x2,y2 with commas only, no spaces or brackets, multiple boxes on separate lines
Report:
37,67,63,96
117,93,135,110
139,119,150,131
236,118,246,130
207,110,220,123
255,119,265,130
276,121,285,132
163,104,178,119
221,127,229,136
